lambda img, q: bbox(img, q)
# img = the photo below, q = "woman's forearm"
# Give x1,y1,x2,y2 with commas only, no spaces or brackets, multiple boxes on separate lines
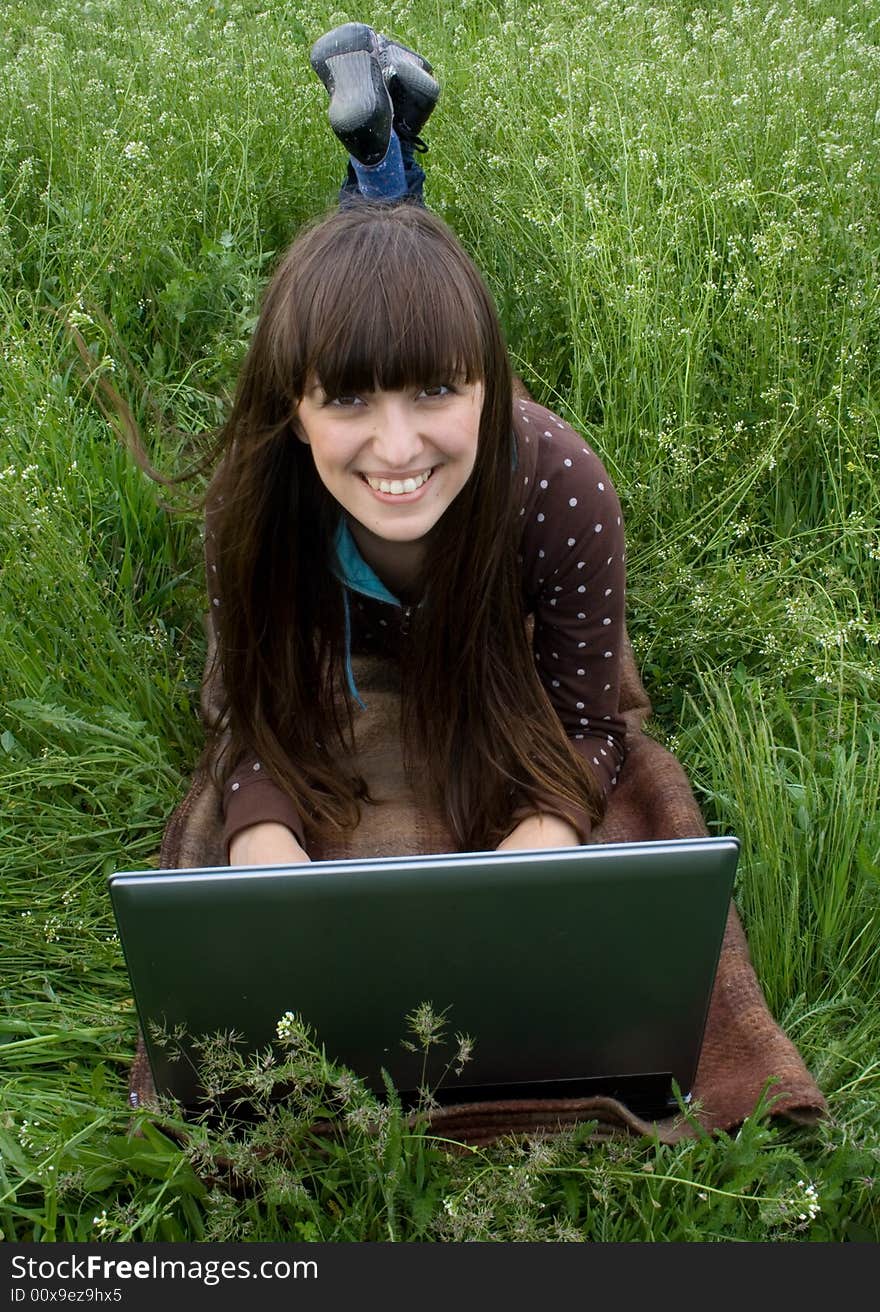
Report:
496,813,582,852
228,821,310,866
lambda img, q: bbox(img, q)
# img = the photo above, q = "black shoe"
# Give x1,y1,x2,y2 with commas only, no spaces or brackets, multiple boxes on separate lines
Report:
310,22,392,166
376,34,440,145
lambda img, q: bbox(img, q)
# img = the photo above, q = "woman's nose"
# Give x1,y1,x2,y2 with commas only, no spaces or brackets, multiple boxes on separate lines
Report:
369,397,424,468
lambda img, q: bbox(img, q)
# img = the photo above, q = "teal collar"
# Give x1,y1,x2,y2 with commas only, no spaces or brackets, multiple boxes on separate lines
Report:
333,520,400,711
333,519,400,606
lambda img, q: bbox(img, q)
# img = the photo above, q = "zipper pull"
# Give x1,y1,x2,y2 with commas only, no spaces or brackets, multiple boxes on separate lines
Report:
401,605,412,636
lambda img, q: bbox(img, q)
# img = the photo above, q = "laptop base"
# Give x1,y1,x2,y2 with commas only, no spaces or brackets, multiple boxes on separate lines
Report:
111,839,739,1114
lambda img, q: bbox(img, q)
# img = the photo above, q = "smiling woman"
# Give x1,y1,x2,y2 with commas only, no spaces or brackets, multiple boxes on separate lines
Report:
170,21,630,867
206,200,627,866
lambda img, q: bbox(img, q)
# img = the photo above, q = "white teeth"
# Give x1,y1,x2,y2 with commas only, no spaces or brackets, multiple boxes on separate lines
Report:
364,469,433,495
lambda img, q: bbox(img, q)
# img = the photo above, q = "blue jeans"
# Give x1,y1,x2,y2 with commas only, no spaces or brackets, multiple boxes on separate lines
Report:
338,135,426,208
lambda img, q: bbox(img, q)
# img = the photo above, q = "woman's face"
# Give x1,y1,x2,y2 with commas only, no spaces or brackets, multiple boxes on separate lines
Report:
294,379,484,545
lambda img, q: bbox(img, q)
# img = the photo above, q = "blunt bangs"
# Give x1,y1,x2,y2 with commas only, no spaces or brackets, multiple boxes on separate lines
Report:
283,207,492,401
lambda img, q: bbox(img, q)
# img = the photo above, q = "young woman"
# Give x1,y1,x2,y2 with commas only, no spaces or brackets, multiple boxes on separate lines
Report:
205,26,628,867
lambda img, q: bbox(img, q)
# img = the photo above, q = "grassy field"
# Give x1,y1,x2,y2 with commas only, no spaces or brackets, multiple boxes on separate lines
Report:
1,0,878,1241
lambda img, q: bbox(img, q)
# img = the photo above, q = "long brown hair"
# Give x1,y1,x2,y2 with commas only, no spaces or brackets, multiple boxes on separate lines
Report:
210,203,602,847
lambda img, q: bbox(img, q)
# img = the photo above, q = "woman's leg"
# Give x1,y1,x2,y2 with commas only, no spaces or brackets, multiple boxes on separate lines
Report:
337,131,425,207
339,129,408,205
311,23,438,208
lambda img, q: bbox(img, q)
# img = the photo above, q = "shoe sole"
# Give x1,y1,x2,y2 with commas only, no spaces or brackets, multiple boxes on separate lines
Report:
310,23,392,165
378,40,439,136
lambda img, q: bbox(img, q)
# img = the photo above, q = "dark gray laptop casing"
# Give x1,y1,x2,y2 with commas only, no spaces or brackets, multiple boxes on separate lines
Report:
109,837,739,1113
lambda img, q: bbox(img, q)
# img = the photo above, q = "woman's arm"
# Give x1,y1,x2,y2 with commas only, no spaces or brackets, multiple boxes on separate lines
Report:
229,821,311,866
512,401,630,841
496,813,581,852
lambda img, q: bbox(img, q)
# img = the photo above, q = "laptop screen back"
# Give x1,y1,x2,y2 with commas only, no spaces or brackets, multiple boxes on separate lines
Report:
110,837,738,1113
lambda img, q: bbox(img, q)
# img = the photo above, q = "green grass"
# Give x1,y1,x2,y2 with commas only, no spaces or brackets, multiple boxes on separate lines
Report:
1,0,879,1241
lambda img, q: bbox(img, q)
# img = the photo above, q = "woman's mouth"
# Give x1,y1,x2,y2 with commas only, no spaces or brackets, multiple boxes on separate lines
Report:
361,468,435,497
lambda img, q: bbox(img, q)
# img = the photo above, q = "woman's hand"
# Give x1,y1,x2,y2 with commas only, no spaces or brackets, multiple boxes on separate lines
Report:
228,822,310,867
496,814,582,852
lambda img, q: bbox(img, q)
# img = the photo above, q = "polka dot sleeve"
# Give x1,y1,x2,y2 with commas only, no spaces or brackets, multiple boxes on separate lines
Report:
515,401,628,832
203,504,307,858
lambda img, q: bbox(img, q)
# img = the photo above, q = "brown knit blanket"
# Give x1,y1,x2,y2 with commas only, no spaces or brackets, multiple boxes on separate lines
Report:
129,626,826,1146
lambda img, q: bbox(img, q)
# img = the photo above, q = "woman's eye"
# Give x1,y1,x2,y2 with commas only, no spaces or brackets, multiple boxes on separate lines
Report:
329,394,364,408
419,384,454,398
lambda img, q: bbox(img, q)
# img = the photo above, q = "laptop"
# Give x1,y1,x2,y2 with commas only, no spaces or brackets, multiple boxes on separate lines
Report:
109,836,739,1118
